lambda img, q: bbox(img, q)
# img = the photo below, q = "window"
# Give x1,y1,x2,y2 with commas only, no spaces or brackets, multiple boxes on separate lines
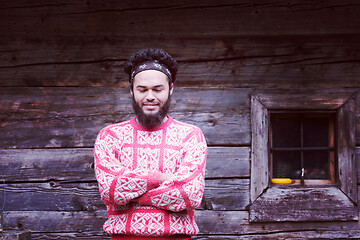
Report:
270,112,336,185
249,90,358,222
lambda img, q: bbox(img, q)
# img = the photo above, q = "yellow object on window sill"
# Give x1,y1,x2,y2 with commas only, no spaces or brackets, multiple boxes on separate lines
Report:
271,178,292,184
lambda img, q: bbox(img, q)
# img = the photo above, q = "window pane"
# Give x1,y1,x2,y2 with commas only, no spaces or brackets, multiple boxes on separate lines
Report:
272,118,301,148
303,118,329,147
303,150,329,179
272,151,301,179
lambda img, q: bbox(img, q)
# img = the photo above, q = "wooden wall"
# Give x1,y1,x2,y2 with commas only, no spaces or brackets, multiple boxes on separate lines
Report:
1,0,360,239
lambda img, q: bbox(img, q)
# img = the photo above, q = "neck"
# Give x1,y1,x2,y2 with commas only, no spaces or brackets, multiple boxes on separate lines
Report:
135,115,168,128
162,115,168,123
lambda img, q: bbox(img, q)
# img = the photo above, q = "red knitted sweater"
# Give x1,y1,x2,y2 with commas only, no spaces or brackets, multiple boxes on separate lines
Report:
94,116,207,237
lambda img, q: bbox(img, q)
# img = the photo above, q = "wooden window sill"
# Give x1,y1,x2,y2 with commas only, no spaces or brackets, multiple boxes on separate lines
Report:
249,186,358,222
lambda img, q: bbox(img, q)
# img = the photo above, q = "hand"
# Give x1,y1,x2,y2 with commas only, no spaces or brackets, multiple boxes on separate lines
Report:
160,172,174,184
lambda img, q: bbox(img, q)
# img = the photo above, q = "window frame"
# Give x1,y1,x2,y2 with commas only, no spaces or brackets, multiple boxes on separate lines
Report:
270,111,336,185
249,90,358,222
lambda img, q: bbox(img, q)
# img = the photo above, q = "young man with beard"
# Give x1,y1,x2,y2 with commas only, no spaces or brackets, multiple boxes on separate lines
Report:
94,49,207,240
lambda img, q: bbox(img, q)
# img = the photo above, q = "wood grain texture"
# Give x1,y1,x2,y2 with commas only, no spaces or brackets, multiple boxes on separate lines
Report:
0,179,249,212
1,37,360,88
0,231,31,240
20,231,360,240
250,186,358,222
3,210,360,237
250,95,269,202
1,1,360,239
3,87,360,149
0,147,249,182
1,1,360,38
1,0,360,88
253,88,358,110
337,96,358,203
357,148,360,184
0,87,249,120
0,87,251,148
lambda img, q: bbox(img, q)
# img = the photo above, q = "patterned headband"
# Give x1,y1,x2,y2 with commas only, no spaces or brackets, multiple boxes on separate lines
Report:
130,60,172,82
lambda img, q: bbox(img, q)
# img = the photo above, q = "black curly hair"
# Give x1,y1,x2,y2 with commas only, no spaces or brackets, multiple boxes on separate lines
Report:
124,48,178,89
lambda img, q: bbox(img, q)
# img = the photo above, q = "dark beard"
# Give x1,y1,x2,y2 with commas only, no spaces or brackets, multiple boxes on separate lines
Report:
132,95,171,129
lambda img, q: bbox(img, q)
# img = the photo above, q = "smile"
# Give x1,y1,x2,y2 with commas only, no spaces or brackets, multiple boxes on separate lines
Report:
142,103,159,110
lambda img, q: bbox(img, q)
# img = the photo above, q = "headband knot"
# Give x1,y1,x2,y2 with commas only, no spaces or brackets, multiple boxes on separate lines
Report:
130,60,172,82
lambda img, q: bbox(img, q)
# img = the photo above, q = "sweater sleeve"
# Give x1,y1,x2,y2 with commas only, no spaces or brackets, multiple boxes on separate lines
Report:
94,127,161,207
137,128,207,212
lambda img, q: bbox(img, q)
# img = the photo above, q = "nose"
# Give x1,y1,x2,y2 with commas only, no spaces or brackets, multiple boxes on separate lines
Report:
145,90,155,101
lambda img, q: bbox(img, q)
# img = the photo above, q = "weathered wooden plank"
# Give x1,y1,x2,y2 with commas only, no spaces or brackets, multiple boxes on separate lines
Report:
337,96,358,203
4,210,360,235
357,148,360,184
0,182,103,212
205,147,250,179
0,231,31,240
253,88,358,110
0,179,249,212
1,35,360,68
2,60,360,88
28,232,109,240
1,36,360,88
1,1,360,39
356,94,360,183
3,59,360,88
28,232,108,240
0,87,249,120
0,115,105,149
0,147,249,182
202,179,249,211
209,210,360,234
250,95,269,202
0,113,247,147
0,148,94,182
26,231,360,240
0,87,134,120
250,186,358,222
195,233,360,240
3,211,106,233
0,87,251,148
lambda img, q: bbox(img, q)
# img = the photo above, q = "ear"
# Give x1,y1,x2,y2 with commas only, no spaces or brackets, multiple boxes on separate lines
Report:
169,85,174,96
130,88,134,96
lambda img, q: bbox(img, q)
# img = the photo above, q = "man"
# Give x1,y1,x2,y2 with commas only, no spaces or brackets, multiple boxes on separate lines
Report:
94,49,207,240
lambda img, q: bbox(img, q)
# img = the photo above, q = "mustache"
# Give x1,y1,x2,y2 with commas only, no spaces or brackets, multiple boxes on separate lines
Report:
142,101,160,105
132,95,171,129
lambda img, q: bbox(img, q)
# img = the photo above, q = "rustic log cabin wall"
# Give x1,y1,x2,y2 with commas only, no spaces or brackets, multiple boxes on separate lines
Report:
1,0,360,239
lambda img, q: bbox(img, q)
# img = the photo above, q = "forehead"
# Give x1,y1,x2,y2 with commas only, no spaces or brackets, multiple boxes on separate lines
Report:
133,70,169,88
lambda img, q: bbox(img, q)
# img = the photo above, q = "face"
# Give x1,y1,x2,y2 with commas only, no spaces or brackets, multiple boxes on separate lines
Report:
131,70,173,128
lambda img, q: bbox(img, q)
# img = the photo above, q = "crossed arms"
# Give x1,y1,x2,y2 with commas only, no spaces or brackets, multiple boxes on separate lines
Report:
94,126,207,212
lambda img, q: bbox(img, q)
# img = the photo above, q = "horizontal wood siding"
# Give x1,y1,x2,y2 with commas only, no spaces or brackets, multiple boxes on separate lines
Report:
4,210,360,239
1,0,360,239
3,87,360,148
1,1,360,88
0,147,249,182
1,37,360,88
0,87,250,148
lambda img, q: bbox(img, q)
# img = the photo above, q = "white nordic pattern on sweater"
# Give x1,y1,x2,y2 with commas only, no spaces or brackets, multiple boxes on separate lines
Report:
94,117,207,236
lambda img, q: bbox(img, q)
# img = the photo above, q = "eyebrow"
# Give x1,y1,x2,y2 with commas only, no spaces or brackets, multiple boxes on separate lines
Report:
136,84,165,88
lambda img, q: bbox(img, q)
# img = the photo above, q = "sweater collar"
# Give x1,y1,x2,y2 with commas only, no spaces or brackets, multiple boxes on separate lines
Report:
130,115,173,131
